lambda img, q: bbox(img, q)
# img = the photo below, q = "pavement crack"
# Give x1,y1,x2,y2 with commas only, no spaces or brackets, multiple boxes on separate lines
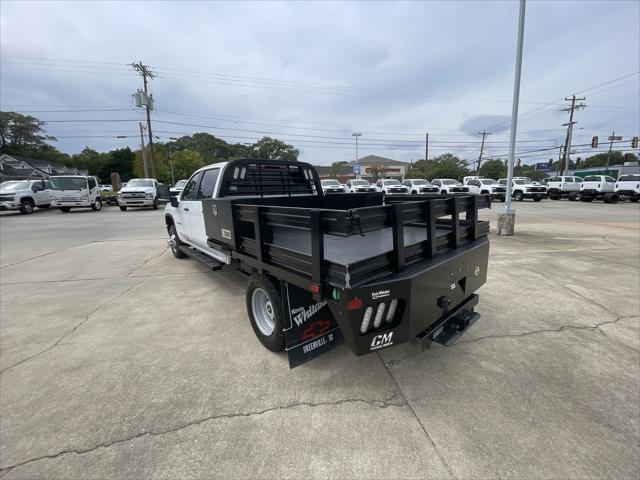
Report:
0,281,142,375
0,396,405,471
0,251,56,269
125,247,168,276
376,352,457,479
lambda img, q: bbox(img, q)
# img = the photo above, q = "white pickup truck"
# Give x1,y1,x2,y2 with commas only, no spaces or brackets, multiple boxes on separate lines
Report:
498,177,546,202
320,179,346,193
546,176,582,200
0,179,51,214
117,178,164,211
402,179,439,194
614,174,640,202
579,175,617,203
345,179,376,193
374,179,409,194
49,175,103,212
430,179,469,195
463,178,506,201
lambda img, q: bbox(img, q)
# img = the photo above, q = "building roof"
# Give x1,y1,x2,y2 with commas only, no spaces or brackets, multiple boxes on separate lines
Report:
0,154,88,178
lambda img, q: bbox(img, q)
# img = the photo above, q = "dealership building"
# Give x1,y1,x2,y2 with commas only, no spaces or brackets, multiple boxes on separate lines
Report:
314,155,409,181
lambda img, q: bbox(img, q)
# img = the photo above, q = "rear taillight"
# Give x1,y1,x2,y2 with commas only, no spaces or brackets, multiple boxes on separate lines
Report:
386,299,398,323
360,307,373,334
373,303,386,329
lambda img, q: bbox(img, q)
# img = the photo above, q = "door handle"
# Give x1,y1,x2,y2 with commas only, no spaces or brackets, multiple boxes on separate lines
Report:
183,207,189,211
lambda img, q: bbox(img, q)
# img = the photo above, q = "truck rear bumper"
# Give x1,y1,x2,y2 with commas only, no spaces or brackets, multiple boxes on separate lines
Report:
328,237,489,356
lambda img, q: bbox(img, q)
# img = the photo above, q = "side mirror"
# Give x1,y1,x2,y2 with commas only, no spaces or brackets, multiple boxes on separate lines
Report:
170,195,179,208
157,184,170,201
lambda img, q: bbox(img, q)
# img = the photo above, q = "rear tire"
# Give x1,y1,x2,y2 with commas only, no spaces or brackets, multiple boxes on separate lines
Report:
246,273,285,352
580,196,594,202
514,191,524,202
630,197,639,203
119,205,127,211
568,192,579,201
19,199,34,214
603,193,618,204
168,224,187,258
59,207,71,212
91,198,102,211
533,197,542,202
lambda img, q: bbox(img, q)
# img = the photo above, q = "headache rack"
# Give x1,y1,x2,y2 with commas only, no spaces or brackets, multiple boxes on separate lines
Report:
204,190,490,295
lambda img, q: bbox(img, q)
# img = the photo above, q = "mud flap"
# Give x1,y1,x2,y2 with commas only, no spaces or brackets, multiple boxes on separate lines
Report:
282,282,343,368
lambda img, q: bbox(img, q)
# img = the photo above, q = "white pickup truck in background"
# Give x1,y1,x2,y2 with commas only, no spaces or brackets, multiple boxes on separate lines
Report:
579,175,617,203
614,174,640,203
117,178,163,211
463,178,506,201
498,178,546,202
402,179,439,194
431,179,469,194
546,176,582,200
0,179,51,214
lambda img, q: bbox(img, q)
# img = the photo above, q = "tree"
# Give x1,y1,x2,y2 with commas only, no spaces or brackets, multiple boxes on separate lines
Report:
424,153,470,181
249,136,299,161
170,149,205,181
0,111,56,154
169,133,236,163
133,147,171,182
580,151,630,169
109,147,135,181
479,159,506,180
369,164,388,180
329,161,348,177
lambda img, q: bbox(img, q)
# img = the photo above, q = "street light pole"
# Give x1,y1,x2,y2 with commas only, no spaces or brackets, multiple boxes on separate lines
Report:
498,0,526,236
352,132,362,178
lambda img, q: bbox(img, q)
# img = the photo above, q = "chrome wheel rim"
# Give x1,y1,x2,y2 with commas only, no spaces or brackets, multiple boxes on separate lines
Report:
252,288,275,336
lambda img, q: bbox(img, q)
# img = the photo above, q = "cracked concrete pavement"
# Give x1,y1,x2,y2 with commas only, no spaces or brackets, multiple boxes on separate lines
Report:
0,201,638,479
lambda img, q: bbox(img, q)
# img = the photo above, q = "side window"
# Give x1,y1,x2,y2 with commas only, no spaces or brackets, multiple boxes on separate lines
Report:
499,180,506,185
181,172,202,200
88,177,96,189
197,168,220,199
605,176,615,183
44,180,51,189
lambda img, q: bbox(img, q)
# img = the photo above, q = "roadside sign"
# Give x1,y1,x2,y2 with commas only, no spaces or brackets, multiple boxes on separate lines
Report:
535,162,551,172
608,135,623,141
353,163,360,175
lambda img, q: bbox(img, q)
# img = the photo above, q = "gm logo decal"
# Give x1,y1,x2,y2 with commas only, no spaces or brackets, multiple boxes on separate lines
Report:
370,332,393,351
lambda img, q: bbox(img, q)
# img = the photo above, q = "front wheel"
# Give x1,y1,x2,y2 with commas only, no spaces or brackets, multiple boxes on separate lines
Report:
568,192,579,201
168,224,187,258
603,193,618,204
152,197,159,210
580,196,594,202
246,274,285,352
91,198,102,211
19,199,35,214
513,191,524,202
630,197,639,203
59,207,71,212
533,197,542,202
119,205,127,211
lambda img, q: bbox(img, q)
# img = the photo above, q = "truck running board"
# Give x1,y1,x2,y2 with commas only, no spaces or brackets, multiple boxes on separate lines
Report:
177,245,224,271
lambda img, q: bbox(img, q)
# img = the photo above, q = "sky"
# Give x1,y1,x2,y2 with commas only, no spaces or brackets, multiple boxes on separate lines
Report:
1,0,639,167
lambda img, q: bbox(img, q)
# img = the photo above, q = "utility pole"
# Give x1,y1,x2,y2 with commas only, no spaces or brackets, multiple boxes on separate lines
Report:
424,132,429,178
498,0,526,236
139,122,148,178
606,131,623,170
560,94,586,176
352,132,362,179
477,130,491,175
131,61,156,178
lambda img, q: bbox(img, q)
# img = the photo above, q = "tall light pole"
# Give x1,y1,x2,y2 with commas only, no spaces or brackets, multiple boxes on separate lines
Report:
352,132,362,178
498,0,526,236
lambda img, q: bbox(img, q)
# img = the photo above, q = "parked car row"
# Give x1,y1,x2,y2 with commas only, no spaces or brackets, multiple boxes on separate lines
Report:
0,176,183,214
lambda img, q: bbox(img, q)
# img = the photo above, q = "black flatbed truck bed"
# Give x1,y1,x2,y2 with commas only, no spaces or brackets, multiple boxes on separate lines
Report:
184,159,491,367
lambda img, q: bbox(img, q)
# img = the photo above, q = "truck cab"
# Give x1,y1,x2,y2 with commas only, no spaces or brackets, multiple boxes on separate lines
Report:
49,175,103,212
463,178,506,201
0,179,51,214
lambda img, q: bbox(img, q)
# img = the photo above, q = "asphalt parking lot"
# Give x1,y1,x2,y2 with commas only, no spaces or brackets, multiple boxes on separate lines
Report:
1,200,639,479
